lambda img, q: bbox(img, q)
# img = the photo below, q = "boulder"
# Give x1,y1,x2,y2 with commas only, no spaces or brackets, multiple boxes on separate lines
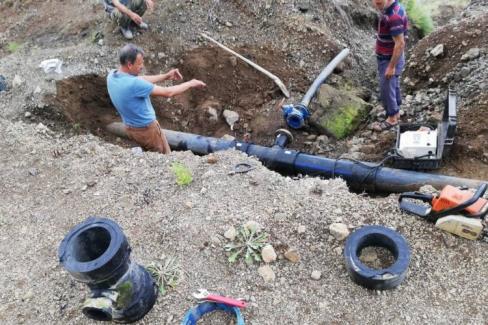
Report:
310,84,372,139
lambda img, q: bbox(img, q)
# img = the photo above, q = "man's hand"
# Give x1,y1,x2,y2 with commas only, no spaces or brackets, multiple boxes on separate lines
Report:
189,79,206,89
385,65,395,79
165,69,183,81
130,12,143,25
145,0,155,11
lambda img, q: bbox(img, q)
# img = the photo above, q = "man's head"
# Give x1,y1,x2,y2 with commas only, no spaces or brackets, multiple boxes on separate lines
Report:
119,44,145,76
372,0,392,11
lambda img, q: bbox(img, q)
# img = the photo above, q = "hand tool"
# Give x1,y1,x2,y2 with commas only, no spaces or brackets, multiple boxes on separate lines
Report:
192,289,247,308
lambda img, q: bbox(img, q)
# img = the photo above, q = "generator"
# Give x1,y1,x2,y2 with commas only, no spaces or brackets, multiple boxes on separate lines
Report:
390,90,457,170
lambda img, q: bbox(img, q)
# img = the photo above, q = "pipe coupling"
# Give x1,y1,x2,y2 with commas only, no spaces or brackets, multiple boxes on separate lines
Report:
58,217,158,323
281,104,310,129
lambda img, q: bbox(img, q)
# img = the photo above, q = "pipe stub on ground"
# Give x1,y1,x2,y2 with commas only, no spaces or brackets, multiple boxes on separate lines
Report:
343,225,411,290
58,217,130,285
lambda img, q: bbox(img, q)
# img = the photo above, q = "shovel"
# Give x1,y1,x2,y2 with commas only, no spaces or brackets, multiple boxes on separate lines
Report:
200,33,290,98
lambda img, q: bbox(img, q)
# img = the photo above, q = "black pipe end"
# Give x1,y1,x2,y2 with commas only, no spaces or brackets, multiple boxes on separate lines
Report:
82,307,113,322
58,217,130,285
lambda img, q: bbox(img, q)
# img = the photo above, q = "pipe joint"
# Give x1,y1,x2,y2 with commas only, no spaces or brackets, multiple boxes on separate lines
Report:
281,104,310,129
274,129,294,148
59,217,158,323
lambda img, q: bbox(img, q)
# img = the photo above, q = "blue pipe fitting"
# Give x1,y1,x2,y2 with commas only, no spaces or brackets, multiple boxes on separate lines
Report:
181,302,245,325
281,104,310,129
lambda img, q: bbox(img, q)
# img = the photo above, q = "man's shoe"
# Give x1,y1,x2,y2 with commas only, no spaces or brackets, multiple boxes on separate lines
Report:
138,22,149,30
120,27,134,40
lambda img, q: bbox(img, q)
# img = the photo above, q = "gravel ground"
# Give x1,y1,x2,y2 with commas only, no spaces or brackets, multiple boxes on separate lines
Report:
0,1,487,324
0,117,487,324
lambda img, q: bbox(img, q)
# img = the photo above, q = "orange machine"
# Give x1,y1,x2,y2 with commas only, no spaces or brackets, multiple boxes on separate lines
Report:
399,184,487,221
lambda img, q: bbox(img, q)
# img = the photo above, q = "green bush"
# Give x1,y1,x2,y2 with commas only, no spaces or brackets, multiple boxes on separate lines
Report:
401,0,434,37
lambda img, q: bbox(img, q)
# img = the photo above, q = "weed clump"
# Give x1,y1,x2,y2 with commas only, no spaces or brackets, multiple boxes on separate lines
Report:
170,162,193,186
146,256,182,295
401,0,434,37
224,225,269,265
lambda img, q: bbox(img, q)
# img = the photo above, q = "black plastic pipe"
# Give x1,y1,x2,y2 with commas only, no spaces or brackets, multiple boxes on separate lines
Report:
163,129,485,193
105,122,485,193
58,217,157,323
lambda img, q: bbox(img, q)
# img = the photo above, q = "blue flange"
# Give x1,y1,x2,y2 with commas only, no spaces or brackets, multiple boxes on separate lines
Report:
281,104,310,129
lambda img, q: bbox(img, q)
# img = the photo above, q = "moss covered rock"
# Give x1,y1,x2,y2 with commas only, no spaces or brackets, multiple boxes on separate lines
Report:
309,84,371,139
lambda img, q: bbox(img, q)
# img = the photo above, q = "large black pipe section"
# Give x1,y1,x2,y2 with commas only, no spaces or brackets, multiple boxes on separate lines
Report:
163,129,485,193
281,48,350,129
58,217,158,323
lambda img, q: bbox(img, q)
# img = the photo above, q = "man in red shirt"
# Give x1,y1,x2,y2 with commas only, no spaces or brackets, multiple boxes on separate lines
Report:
372,0,408,132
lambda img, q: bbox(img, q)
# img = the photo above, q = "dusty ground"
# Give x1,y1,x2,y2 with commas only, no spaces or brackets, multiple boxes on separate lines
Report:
0,0,488,324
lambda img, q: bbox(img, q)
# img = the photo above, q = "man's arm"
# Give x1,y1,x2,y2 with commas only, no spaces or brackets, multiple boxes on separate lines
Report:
112,0,143,25
139,69,183,84
151,79,206,97
385,33,405,79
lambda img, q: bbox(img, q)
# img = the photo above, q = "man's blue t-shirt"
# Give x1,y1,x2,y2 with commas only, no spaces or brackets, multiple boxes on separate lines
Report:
107,70,156,128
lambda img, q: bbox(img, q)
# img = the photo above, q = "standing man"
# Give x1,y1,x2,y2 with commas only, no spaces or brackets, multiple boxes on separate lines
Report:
372,0,408,132
107,44,206,154
103,0,155,39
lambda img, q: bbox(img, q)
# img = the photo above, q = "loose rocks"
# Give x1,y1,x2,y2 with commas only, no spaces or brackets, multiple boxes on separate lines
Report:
258,265,275,282
261,244,277,263
329,223,350,241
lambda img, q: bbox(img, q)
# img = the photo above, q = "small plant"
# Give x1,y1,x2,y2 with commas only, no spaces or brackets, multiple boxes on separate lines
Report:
72,123,82,132
224,226,269,265
146,256,182,295
401,0,434,37
7,42,20,53
170,162,193,186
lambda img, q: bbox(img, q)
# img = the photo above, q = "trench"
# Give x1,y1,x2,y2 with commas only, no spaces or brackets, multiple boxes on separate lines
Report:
33,45,488,182
40,46,345,153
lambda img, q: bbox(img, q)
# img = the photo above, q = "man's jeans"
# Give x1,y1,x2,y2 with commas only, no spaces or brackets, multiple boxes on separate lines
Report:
109,0,147,29
377,54,405,117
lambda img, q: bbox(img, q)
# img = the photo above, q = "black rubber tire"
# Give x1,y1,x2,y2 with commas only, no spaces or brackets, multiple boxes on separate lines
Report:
343,225,411,290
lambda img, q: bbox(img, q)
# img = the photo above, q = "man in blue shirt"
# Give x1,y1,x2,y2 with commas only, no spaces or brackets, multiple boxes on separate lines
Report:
103,0,154,39
107,44,206,154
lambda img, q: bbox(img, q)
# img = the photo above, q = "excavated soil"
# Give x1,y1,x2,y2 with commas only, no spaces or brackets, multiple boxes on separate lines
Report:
404,15,488,89
44,45,313,150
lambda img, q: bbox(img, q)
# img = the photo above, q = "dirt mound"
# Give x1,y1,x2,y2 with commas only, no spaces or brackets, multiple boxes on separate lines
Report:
164,46,306,142
0,1,98,58
404,15,488,90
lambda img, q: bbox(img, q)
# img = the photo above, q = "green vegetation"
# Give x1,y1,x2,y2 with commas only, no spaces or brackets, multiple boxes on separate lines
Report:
170,162,193,186
224,226,269,265
318,98,369,140
7,42,20,53
400,0,434,37
147,256,182,295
